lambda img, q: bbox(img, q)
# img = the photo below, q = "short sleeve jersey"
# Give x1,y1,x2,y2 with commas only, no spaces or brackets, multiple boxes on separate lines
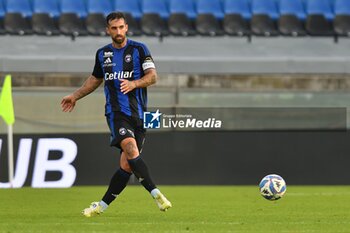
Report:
92,39,155,120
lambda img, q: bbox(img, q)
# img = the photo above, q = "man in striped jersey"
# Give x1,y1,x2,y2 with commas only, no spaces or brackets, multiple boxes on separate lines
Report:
61,12,172,217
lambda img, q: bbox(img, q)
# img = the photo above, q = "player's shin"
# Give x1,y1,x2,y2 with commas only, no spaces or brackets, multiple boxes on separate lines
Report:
127,156,156,192
101,168,132,208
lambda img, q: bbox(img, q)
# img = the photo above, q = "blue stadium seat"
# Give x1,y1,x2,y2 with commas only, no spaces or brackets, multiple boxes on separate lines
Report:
0,0,4,15
278,0,306,36
223,0,251,20
85,0,112,36
32,0,60,35
169,0,196,19
33,0,60,18
142,0,169,19
334,0,350,15
141,0,169,36
279,0,306,20
251,0,279,36
0,0,5,18
305,0,334,35
5,0,32,17
59,0,87,36
86,0,112,16
196,0,224,19
251,0,279,20
60,0,87,18
168,0,196,36
0,0,5,34
305,0,333,20
333,0,350,36
114,0,142,19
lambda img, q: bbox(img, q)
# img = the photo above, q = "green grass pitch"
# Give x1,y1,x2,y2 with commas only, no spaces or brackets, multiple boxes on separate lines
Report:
1,186,350,233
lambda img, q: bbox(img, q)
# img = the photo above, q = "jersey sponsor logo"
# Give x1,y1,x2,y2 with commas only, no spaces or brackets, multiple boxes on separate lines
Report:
142,57,155,70
104,71,134,80
104,52,113,57
125,54,132,63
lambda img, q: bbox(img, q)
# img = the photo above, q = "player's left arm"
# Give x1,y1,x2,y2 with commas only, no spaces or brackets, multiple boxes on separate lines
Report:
120,68,157,94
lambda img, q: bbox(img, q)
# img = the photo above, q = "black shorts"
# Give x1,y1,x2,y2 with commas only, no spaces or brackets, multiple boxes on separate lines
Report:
106,111,146,152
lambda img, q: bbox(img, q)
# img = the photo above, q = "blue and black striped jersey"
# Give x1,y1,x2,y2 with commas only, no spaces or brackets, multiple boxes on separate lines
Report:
92,39,155,120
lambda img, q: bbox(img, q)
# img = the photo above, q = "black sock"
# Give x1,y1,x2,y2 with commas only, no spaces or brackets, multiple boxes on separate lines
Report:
102,168,131,205
128,156,157,193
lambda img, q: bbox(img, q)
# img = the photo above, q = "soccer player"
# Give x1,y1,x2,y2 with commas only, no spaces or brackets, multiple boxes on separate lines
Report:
61,12,172,217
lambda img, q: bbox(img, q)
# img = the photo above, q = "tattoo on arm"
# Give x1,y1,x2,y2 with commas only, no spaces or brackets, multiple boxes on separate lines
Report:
134,69,157,88
73,76,103,100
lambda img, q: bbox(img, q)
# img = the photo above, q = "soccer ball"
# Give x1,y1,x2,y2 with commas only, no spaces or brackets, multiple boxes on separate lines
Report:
259,174,286,201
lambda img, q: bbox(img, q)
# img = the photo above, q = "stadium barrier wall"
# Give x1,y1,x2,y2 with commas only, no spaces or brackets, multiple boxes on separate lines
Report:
1,131,349,187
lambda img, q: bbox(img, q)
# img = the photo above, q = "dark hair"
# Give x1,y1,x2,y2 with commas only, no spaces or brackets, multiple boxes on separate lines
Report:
106,12,127,26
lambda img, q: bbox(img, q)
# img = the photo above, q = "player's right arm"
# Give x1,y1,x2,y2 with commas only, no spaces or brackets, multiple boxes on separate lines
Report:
61,75,103,112
62,50,104,112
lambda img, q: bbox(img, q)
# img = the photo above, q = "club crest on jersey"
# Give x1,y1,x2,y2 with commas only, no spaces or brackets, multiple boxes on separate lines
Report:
125,54,132,63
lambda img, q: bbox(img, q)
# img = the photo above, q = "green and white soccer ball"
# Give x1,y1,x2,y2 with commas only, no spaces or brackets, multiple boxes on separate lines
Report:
259,174,287,201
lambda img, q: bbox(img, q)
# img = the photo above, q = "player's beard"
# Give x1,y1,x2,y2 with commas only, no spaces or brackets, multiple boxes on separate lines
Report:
113,35,125,45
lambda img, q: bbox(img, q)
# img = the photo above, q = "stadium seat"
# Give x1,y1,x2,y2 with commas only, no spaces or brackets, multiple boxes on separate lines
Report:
4,0,33,35
86,0,113,36
114,0,142,36
0,0,5,34
278,0,306,36
305,0,334,21
168,0,196,36
33,0,60,18
305,0,334,36
196,0,224,20
32,0,60,35
87,0,112,16
141,0,169,36
222,0,250,36
333,0,350,36
169,0,196,19
124,12,142,36
196,0,224,36
5,0,32,17
60,0,87,18
142,0,169,19
59,0,88,36
114,0,142,20
223,0,251,20
251,0,279,36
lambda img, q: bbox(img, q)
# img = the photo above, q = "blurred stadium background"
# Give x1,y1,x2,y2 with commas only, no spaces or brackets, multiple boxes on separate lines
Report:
1,0,350,187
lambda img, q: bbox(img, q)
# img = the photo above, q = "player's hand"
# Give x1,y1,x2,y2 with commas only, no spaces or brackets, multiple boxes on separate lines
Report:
120,79,137,94
61,95,77,112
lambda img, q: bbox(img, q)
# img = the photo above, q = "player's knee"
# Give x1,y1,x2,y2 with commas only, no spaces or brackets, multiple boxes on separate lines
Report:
121,139,139,159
